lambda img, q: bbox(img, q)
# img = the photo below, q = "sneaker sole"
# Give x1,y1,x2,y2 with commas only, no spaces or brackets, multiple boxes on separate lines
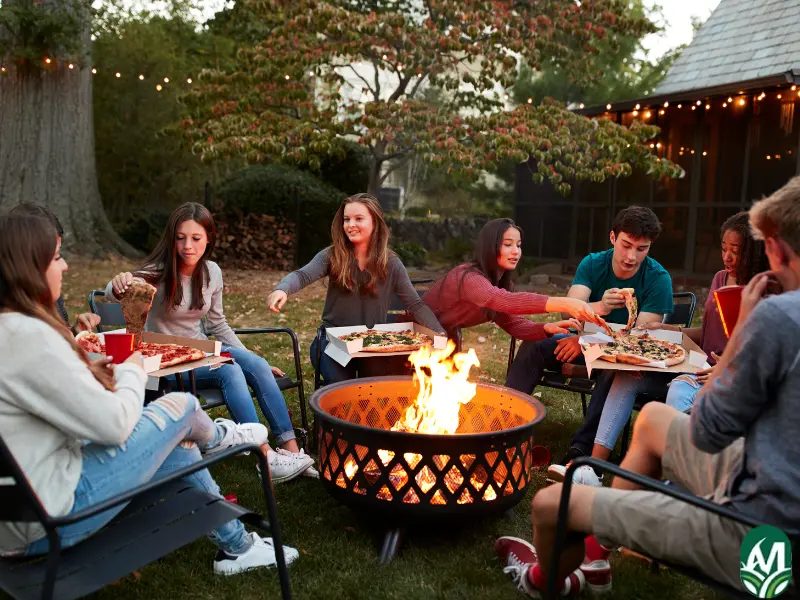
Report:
214,562,277,576
271,460,315,484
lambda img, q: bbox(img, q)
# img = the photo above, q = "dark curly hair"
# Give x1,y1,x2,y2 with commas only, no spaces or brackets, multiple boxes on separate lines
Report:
721,212,767,285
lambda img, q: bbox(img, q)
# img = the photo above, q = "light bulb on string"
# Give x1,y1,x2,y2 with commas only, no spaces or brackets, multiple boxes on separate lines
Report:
739,98,746,106
187,78,192,84
44,58,51,64
68,63,74,70
644,111,651,119
632,110,639,116
778,94,782,99
677,104,682,108
728,97,733,103
579,103,585,109
705,104,710,110
139,74,144,80
663,101,669,108
606,103,612,110
635,103,641,110
659,109,665,115
696,100,701,106
723,102,728,107
91,68,97,74
793,85,797,91
156,84,163,91
163,77,169,83
115,72,121,78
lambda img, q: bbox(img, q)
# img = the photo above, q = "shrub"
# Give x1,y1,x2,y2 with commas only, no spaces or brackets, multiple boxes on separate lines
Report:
403,206,430,218
318,140,372,195
442,237,474,263
391,241,427,268
214,165,344,264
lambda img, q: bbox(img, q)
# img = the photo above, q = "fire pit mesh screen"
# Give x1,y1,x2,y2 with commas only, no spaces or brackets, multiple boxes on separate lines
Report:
312,378,542,515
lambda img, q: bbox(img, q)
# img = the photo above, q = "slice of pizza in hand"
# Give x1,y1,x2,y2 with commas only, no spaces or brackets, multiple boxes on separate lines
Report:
76,331,105,354
118,280,157,346
619,288,638,333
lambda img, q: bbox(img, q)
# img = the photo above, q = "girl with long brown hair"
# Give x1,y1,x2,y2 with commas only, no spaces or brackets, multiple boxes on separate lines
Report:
268,193,445,383
106,202,314,483
0,213,299,572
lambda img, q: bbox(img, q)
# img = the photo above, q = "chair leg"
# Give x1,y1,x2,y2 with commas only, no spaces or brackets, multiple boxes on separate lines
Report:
257,454,292,600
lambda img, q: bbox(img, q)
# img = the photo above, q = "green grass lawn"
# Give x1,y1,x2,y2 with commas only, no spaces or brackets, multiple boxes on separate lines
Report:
59,260,723,600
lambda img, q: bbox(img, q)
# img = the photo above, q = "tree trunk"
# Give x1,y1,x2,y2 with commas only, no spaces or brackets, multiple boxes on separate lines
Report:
0,9,137,257
367,141,385,196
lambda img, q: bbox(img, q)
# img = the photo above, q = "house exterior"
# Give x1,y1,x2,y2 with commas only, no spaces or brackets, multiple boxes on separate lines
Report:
514,0,800,276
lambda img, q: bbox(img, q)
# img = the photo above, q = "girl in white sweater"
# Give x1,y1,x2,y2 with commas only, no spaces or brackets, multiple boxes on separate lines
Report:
0,213,297,574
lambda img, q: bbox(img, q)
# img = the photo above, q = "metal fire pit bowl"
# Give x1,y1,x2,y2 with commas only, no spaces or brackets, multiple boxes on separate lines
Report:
310,376,546,521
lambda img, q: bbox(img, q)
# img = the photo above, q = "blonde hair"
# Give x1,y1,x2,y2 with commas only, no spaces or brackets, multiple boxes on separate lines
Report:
750,176,800,254
329,193,390,294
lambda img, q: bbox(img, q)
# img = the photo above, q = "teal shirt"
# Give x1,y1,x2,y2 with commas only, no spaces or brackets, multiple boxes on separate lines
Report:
572,249,673,325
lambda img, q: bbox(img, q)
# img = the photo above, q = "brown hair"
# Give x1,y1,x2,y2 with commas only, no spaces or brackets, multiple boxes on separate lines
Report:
329,193,390,294
750,176,800,254
720,212,767,285
612,206,662,241
137,202,217,310
0,214,114,390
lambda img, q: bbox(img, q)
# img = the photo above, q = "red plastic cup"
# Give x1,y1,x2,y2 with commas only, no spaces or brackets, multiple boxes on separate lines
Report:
713,286,743,339
224,494,238,504
104,333,135,364
530,445,551,468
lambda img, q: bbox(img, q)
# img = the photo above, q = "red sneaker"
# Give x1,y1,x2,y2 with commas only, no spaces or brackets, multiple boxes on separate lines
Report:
495,537,585,597
580,555,612,594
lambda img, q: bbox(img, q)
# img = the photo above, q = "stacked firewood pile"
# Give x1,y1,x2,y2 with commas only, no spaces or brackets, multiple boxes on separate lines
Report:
211,213,296,270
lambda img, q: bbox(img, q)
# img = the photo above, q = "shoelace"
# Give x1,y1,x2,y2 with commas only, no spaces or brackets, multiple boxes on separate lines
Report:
502,564,530,593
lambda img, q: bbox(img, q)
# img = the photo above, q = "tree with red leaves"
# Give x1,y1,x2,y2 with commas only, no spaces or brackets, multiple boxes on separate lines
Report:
182,0,683,196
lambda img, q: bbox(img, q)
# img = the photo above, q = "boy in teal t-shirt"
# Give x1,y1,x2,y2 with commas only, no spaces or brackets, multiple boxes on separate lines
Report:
506,206,674,467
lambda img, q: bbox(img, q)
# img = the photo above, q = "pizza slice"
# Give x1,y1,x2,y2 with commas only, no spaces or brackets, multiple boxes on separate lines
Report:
138,341,205,368
118,280,157,346
619,288,638,333
76,331,105,354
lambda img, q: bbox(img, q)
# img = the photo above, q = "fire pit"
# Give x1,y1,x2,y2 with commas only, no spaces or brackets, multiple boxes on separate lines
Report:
309,342,546,562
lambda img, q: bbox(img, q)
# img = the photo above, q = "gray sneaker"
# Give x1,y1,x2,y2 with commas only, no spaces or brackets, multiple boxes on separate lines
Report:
204,419,269,457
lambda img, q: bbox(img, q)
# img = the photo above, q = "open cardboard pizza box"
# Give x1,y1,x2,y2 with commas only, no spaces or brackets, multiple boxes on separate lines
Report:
578,322,709,377
89,329,233,391
324,322,448,367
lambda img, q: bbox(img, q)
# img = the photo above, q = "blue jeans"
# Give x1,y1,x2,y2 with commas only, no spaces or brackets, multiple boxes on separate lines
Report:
594,372,698,450
184,345,295,445
505,335,615,455
310,334,409,385
25,394,252,556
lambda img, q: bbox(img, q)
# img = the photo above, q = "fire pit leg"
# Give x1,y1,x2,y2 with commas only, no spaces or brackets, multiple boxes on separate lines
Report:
378,527,405,564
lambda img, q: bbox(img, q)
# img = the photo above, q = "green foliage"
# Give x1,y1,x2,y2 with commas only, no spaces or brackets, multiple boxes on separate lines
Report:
115,207,173,252
214,165,343,263
403,206,431,219
318,139,372,195
92,11,236,225
0,0,83,71
391,241,426,268
513,1,680,106
182,0,681,195
440,237,474,264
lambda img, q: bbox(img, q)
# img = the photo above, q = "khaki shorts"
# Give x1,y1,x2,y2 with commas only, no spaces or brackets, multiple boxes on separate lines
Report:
592,412,749,590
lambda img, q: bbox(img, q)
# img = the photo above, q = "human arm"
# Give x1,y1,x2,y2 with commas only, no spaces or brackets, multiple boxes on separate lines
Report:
391,260,445,333
690,298,785,453
494,315,581,342
269,248,331,312
9,326,147,446
205,267,246,349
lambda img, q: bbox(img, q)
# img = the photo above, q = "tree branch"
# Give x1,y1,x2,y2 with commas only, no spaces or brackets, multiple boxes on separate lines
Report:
347,64,376,95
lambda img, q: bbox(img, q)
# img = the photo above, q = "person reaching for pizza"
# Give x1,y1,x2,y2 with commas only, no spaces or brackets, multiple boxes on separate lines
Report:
0,213,301,573
504,206,675,476
549,211,769,487
267,193,446,384
422,218,598,347
105,202,314,483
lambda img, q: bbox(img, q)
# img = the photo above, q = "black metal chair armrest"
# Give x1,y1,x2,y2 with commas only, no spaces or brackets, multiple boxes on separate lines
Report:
48,444,265,527
546,456,791,598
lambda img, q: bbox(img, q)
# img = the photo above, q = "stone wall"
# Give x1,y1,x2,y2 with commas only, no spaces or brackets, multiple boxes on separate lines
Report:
387,216,488,252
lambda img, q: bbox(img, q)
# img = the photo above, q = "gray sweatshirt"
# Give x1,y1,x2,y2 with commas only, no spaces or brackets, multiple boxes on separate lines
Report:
691,289,800,530
274,247,444,332
0,313,146,553
104,261,244,349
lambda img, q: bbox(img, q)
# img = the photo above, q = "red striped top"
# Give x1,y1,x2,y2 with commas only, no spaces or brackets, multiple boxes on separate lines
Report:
424,264,551,341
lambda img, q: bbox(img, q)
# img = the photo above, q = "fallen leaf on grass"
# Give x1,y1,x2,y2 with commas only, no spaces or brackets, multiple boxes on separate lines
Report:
344,526,357,533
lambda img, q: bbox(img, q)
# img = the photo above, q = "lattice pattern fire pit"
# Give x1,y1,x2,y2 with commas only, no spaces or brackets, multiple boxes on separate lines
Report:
311,376,545,520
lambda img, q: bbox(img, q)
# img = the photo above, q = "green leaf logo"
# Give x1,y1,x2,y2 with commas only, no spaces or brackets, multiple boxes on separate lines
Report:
740,525,793,597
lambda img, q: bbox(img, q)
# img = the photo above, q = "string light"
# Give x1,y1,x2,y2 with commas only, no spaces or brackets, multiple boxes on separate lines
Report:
187,78,192,84
728,97,733,103
138,74,144,80
284,74,290,80
677,104,682,108
156,84,162,91
606,103,612,110
92,68,97,74
650,143,655,148
766,155,771,160
705,103,710,110
696,100,701,105
656,142,662,149
663,101,669,108
635,103,641,110
44,58,51,64
504,93,509,100
308,71,314,77
659,109,665,115
778,94,782,99
723,102,728,107
793,85,797,91
579,103,585,109
68,63,74,70
382,54,388,60
702,151,707,156
632,110,639,116
163,77,169,83
738,98,746,106
644,111,651,119
692,105,696,111
115,72,121,78
527,97,533,104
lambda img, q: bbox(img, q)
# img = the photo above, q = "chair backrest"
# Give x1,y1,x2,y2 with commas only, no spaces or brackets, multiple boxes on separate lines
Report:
0,435,49,525
664,292,697,329
88,290,126,333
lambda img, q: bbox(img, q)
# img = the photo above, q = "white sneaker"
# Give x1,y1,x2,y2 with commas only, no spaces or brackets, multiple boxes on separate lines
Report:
264,449,314,484
278,448,319,479
213,531,299,575
204,419,270,457
547,464,603,487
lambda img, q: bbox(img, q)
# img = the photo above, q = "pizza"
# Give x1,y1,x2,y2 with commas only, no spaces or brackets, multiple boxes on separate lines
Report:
118,280,157,346
76,332,205,368
596,333,686,367
138,342,205,368
76,331,104,354
619,287,638,333
339,329,433,353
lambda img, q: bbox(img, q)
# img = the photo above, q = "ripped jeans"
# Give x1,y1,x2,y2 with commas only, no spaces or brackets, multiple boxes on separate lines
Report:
24,393,252,556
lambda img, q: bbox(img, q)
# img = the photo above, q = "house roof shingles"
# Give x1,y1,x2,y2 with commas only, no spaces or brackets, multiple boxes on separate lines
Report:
654,0,800,97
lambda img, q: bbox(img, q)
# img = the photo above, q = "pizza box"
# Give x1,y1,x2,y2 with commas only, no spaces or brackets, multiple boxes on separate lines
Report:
578,322,709,377
324,322,448,367
91,329,232,391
